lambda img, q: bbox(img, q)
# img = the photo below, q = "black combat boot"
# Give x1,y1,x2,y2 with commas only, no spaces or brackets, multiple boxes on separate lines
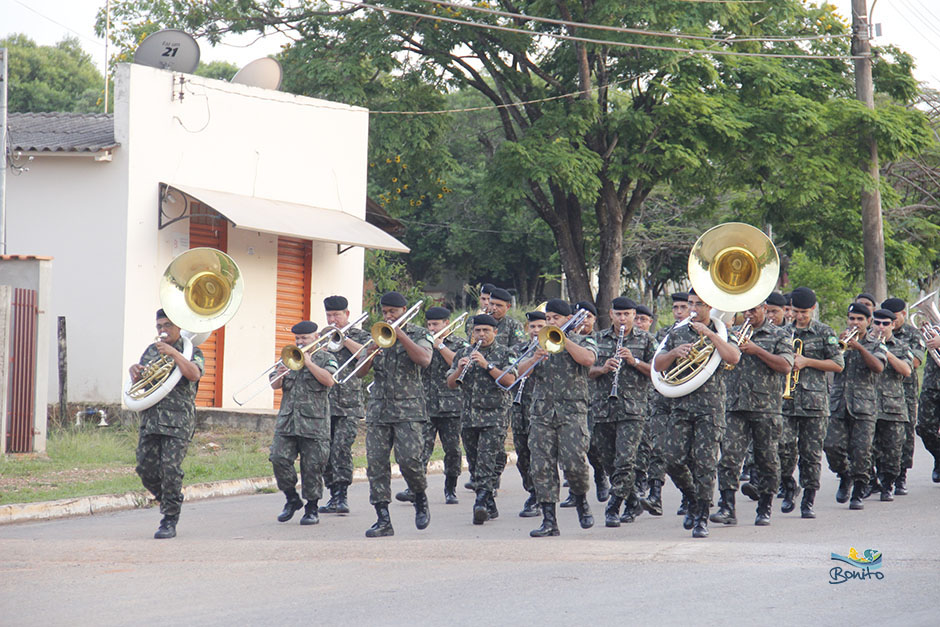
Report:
486,492,499,520
933,459,940,483
278,489,304,522
800,489,816,519
605,496,623,527
365,503,394,537
861,475,877,500
781,477,800,514
621,492,642,524
680,493,695,530
530,503,560,537
893,470,908,496
395,487,416,503
879,475,895,502
318,486,338,514
559,490,576,508
464,480,476,491
710,489,737,525
849,481,865,510
444,476,459,504
776,480,786,499
740,481,760,501
300,501,319,525
154,515,178,539
413,491,431,530
739,463,751,483
473,490,490,525
755,494,772,526
692,501,709,538
574,493,594,529
835,474,851,503
334,485,350,514
519,492,540,518
596,473,611,502
677,493,689,516
640,480,663,516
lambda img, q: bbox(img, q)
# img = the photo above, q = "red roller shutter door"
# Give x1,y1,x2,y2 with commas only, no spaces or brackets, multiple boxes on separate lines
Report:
274,237,312,409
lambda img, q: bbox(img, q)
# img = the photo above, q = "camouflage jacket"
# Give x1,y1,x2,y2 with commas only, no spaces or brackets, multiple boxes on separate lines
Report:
138,338,205,440
725,321,794,415
275,350,339,437
923,355,940,393
528,333,597,417
328,326,371,418
661,319,726,416
894,322,925,400
876,335,914,422
592,326,656,422
493,314,527,351
830,336,888,420
782,320,844,418
366,323,433,423
447,341,515,427
424,333,468,417
647,324,673,416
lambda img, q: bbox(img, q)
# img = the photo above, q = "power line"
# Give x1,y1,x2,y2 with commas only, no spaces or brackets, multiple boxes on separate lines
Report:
9,0,105,49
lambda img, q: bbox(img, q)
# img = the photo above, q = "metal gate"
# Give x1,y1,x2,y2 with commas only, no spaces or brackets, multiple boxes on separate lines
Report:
7,288,37,453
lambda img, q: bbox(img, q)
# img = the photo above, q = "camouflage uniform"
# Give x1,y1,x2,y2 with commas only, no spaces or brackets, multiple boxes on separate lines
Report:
422,333,468,478
270,351,339,501
591,326,656,499
511,373,536,494
491,314,527,481
824,337,888,483
365,323,434,504
324,326,371,491
873,336,914,481
717,321,793,496
528,333,598,503
894,323,925,472
780,321,843,491
447,341,515,492
637,326,680,487
916,355,940,469
135,339,205,519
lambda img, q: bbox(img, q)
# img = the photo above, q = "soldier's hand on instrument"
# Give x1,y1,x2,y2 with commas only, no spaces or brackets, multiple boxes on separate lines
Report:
690,321,709,336
604,357,620,372
470,351,488,366
676,343,693,358
618,347,635,365
739,341,759,355
927,335,940,350
129,363,142,382
457,356,471,369
793,354,807,370
155,340,176,357
534,348,550,359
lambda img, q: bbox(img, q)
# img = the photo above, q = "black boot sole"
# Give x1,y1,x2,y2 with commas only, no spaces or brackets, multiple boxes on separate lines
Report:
473,506,489,525
365,526,394,537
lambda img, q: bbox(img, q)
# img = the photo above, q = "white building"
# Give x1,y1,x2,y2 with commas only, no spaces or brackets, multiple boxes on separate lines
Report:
5,62,407,415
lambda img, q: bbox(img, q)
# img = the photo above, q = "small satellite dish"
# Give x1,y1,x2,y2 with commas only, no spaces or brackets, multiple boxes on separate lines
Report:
231,57,283,90
134,29,200,73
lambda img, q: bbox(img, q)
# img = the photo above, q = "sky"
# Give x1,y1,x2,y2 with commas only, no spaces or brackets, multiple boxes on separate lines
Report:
3,0,940,88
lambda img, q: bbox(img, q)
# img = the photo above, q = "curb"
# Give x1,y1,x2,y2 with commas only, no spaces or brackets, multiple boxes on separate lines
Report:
0,453,517,525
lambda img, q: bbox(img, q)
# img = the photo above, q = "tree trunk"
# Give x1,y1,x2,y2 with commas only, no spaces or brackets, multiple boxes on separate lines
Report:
595,180,624,329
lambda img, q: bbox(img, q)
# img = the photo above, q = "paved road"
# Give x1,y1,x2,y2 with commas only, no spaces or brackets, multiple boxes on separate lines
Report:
2,445,938,626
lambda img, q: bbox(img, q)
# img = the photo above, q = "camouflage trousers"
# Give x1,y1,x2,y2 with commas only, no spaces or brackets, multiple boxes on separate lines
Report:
586,413,607,482
270,433,329,501
528,407,591,503
592,419,644,499
637,410,670,484
136,433,191,518
323,415,359,489
462,424,506,492
916,388,940,462
824,410,876,482
717,411,780,496
422,414,462,478
662,410,724,502
779,414,828,491
366,421,428,505
873,419,906,479
511,406,533,493
467,414,509,489
901,394,918,471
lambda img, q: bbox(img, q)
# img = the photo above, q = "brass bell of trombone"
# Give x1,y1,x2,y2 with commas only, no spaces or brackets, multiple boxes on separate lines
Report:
537,326,566,353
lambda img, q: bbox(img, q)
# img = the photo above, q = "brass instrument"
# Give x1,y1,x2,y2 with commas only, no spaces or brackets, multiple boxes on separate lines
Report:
455,339,484,385
911,291,940,368
838,327,860,352
332,300,425,384
125,333,174,400
609,325,626,399
496,308,589,390
432,311,469,344
723,318,753,371
783,337,803,400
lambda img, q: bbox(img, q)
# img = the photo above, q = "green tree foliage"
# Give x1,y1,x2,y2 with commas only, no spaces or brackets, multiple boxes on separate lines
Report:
2,34,104,113
195,59,239,80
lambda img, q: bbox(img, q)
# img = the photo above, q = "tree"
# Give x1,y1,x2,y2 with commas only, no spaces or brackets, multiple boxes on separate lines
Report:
2,34,104,113
195,60,239,80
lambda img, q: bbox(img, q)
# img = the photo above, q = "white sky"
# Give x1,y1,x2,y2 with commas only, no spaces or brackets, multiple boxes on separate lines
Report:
3,0,939,88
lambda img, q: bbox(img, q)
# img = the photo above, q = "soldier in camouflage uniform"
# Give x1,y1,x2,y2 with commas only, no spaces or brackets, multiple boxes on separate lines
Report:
916,331,940,483
131,309,205,539
654,289,741,538
778,287,844,519
712,301,793,528
518,299,598,537
357,292,434,537
319,296,371,515
463,283,494,338
634,304,654,333
270,321,338,526
511,311,547,517
823,302,888,510
588,297,655,527
447,314,516,524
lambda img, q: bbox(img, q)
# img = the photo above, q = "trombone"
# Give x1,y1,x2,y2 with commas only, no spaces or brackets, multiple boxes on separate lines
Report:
783,337,802,400
332,300,425,384
431,311,469,344
496,308,589,390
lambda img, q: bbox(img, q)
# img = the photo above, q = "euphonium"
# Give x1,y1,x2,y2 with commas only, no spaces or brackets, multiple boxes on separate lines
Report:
911,291,940,368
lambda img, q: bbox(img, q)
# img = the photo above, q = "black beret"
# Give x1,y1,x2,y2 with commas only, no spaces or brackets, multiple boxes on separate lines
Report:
881,298,906,313
575,300,597,316
686,287,697,297
635,305,653,318
765,292,786,307
873,308,896,321
848,302,871,318
291,320,318,334
790,287,817,309
490,287,512,303
481,283,496,294
156,308,168,320
425,306,451,320
472,313,498,327
545,298,571,316
323,295,348,311
611,297,636,311
525,311,547,322
671,292,688,302
784,293,793,306
856,292,876,304
380,291,408,308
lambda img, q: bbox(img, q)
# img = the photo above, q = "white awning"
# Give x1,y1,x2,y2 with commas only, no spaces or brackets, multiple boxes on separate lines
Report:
165,183,409,253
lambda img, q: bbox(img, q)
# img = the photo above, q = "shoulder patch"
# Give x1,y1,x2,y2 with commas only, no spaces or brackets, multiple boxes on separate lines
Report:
827,336,838,345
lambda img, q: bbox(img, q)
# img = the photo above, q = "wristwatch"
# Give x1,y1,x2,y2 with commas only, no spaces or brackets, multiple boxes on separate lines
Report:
436,343,445,351
485,363,495,371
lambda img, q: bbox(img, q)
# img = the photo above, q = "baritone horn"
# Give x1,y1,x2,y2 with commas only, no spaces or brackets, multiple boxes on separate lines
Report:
911,291,940,368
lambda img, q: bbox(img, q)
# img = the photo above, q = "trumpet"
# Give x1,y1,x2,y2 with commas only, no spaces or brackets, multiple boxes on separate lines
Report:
723,318,753,371
455,339,484,385
431,311,469,344
496,308,589,390
838,326,860,352
783,337,803,400
332,300,425,384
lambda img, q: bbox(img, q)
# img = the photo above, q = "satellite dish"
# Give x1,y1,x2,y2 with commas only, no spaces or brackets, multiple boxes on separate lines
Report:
134,29,200,73
231,57,283,90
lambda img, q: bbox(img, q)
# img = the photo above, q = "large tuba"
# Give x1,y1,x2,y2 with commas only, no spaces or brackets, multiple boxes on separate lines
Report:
124,248,244,411
651,223,779,398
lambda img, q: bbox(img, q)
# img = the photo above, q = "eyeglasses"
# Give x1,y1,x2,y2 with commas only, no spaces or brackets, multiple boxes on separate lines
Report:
871,320,893,326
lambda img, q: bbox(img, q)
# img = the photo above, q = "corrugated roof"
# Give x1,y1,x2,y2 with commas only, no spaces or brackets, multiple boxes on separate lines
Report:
8,112,119,154
0,255,54,261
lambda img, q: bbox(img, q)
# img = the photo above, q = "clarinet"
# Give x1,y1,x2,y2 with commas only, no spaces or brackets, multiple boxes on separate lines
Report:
512,376,527,405
456,340,484,385
609,325,626,400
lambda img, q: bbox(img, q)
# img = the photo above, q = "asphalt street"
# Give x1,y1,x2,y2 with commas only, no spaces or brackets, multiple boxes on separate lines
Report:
2,445,938,626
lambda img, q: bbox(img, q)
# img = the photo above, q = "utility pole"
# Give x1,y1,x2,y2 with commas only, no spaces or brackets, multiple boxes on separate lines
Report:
852,0,887,302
